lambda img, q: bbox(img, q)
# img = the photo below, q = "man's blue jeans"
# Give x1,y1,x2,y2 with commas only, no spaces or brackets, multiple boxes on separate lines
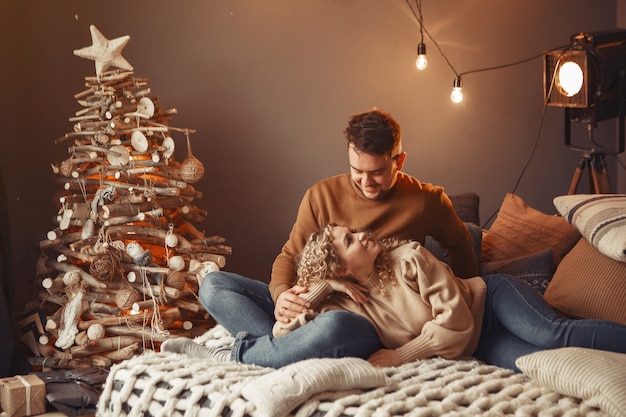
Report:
198,271,383,368
474,273,626,371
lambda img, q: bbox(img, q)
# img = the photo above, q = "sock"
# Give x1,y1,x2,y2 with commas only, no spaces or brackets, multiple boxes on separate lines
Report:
160,337,232,361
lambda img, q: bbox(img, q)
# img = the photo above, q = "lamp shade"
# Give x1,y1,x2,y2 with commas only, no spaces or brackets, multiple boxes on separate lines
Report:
544,29,626,124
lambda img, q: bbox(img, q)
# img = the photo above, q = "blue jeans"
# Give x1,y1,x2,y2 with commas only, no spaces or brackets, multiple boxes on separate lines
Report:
474,274,626,372
199,271,383,368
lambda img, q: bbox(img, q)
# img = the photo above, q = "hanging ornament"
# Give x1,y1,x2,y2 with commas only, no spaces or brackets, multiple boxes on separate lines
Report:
180,131,204,183
165,224,178,248
162,136,175,160
166,271,187,290
168,255,186,272
60,159,74,177
136,97,155,118
107,145,131,166
131,131,149,152
115,287,139,310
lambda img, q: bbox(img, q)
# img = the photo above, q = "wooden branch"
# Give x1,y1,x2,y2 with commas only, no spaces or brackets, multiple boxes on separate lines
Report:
45,259,106,289
77,307,181,331
104,326,170,343
70,336,142,357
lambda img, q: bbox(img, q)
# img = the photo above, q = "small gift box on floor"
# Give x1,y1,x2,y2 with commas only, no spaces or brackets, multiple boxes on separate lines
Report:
0,374,46,417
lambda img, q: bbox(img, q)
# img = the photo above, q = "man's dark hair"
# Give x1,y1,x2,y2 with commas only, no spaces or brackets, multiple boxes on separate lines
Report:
344,108,401,156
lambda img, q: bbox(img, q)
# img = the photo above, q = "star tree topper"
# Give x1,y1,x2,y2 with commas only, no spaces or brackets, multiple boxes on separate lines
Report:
74,25,133,76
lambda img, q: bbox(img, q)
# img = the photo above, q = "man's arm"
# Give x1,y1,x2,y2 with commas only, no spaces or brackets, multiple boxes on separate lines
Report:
270,188,322,320
432,192,479,278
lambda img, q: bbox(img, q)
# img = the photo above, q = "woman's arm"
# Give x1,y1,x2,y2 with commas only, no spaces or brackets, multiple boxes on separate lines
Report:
394,243,476,363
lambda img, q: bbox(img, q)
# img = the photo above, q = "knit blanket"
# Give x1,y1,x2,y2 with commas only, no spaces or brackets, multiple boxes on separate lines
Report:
96,326,605,417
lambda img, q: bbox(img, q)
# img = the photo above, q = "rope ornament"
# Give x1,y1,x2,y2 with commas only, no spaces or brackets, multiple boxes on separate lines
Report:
180,130,204,184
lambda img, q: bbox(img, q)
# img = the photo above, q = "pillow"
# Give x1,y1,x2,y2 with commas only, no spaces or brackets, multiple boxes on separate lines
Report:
241,357,389,417
449,192,480,225
479,249,553,295
553,194,626,263
544,237,626,325
516,347,626,417
481,193,580,265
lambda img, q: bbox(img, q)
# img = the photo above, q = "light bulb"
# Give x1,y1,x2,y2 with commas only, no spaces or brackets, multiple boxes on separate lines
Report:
416,42,428,70
450,76,463,103
557,61,584,97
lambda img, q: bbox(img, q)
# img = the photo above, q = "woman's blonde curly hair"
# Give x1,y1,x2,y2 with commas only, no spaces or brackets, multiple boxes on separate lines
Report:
295,224,409,294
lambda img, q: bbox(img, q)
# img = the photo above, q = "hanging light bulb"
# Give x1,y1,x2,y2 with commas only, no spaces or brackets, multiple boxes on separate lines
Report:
416,42,428,70
450,76,463,103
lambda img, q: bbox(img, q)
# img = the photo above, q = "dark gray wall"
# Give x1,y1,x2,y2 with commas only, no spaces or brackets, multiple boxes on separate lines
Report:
0,1,619,311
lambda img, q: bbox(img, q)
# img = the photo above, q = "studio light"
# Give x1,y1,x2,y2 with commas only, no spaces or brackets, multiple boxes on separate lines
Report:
543,29,626,194
544,29,626,133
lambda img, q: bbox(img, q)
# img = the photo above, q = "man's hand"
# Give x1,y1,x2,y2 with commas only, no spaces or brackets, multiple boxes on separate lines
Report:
275,285,310,323
367,349,403,367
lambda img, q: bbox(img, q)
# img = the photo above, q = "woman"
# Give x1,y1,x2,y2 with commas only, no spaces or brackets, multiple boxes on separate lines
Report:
163,225,626,371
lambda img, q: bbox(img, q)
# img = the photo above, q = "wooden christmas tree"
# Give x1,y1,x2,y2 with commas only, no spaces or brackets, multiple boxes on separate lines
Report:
20,25,229,369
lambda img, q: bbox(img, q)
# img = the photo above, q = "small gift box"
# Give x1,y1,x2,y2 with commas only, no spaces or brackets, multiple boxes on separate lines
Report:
0,374,46,417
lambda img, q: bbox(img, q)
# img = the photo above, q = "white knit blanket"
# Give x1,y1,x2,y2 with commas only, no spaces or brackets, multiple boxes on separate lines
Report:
96,326,606,417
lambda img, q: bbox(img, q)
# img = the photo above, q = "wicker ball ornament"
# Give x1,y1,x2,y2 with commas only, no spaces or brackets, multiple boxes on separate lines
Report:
180,134,204,184
89,251,121,282
166,271,187,290
180,156,204,183
116,287,139,310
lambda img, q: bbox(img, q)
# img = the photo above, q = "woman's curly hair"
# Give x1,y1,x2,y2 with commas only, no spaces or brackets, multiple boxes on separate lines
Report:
295,224,409,294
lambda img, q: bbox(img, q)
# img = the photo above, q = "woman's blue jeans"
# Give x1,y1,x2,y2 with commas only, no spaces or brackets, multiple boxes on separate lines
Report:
198,271,383,368
474,273,626,372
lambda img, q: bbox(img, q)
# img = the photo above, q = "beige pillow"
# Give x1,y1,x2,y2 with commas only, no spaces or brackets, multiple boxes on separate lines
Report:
544,237,626,325
553,194,626,263
481,193,580,265
241,357,390,417
516,347,626,417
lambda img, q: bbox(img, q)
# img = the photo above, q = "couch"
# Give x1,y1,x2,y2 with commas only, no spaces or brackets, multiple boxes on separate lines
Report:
95,192,626,417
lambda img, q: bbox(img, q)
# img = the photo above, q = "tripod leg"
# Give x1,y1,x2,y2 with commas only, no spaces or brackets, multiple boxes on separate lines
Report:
568,157,587,195
590,154,612,194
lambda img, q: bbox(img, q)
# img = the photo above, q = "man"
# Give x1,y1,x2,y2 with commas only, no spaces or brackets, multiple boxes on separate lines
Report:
272,108,477,323
189,108,478,368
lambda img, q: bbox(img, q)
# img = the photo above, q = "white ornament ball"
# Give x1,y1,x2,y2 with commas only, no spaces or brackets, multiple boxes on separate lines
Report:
168,255,186,272
165,233,179,248
126,242,145,259
87,324,105,340
63,270,81,286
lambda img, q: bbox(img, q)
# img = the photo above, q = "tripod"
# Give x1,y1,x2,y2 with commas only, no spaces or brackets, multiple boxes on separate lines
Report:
568,152,612,195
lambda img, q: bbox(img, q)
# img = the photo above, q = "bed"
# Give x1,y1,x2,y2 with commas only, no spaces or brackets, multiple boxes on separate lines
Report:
95,193,626,417
96,324,624,417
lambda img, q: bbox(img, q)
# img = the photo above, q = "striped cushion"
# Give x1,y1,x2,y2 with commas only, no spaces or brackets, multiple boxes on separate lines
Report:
516,348,626,417
553,194,626,262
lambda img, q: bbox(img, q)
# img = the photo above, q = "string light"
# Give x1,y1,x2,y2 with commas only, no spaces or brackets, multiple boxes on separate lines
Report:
405,0,461,102
450,76,463,104
414,0,428,70
416,42,428,70
405,1,564,104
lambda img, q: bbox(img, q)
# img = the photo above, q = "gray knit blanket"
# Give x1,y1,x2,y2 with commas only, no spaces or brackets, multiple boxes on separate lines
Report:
96,326,605,417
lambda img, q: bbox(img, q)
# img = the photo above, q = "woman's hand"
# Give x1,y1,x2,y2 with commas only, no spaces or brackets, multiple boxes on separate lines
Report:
324,279,370,304
274,285,310,323
367,349,403,367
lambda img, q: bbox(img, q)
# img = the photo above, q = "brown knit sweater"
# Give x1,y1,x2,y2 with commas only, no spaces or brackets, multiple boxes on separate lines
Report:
273,242,486,364
270,173,478,301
